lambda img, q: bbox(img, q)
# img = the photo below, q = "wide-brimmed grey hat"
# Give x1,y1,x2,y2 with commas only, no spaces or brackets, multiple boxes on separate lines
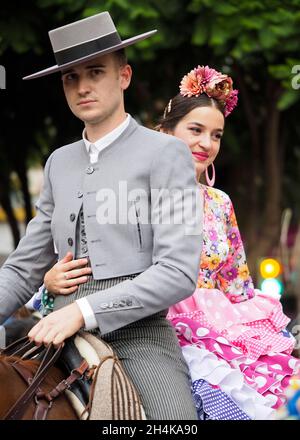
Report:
23,11,157,80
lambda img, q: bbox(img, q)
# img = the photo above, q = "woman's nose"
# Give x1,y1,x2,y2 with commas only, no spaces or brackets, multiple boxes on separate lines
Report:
198,133,211,150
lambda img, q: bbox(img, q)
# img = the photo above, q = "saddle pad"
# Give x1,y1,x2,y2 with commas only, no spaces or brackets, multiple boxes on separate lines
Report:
73,331,146,420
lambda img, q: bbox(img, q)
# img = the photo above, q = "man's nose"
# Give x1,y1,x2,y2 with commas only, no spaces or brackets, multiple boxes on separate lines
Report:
77,76,91,95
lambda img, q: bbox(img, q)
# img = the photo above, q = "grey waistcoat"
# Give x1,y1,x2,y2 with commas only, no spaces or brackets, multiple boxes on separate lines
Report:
75,207,89,259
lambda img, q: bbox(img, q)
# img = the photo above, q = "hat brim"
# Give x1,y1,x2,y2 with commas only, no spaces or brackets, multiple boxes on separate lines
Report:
23,29,157,80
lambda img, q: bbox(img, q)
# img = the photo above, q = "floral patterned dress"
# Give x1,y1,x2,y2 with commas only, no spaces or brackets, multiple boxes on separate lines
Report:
168,185,300,420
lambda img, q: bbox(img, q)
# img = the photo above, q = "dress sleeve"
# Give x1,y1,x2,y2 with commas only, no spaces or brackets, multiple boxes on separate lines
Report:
215,195,255,303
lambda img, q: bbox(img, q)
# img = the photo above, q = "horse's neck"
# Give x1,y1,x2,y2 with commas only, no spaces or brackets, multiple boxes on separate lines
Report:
0,355,77,420
0,356,35,419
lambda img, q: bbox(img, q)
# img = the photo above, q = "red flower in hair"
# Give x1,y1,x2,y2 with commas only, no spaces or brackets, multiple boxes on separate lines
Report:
179,65,238,116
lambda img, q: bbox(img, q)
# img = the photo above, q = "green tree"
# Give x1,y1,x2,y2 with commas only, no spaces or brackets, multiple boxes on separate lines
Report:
0,0,299,278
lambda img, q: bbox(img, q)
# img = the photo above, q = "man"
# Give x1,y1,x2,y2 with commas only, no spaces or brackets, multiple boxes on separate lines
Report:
0,11,203,419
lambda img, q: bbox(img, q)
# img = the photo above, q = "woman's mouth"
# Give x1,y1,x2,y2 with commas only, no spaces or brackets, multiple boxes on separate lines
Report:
192,152,209,161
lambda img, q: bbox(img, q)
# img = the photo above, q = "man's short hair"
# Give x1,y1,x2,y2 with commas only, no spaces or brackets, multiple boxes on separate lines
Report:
113,48,127,67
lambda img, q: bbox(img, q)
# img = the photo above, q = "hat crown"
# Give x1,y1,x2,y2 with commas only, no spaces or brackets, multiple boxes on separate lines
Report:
23,11,157,80
49,12,118,53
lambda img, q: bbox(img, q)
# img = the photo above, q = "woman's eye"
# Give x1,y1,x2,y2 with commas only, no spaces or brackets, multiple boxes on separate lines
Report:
190,127,201,134
213,133,222,140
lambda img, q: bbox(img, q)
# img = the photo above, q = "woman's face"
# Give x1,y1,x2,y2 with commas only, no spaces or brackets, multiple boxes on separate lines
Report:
172,106,224,181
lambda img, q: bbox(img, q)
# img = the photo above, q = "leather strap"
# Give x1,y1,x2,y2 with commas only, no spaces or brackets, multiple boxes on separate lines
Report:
2,337,90,420
12,362,34,385
34,398,51,421
1,336,36,358
11,362,47,419
3,343,63,420
33,359,89,420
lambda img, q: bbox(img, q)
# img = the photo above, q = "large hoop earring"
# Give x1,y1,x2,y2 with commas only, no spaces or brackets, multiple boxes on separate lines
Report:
205,163,215,187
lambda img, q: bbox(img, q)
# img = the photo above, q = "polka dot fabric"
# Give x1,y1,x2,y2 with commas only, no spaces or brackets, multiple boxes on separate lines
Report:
193,379,251,420
168,187,300,417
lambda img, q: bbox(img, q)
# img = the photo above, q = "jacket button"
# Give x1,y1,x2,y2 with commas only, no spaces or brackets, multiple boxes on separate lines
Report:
126,299,133,306
68,237,73,246
86,166,94,174
77,191,83,198
70,213,76,222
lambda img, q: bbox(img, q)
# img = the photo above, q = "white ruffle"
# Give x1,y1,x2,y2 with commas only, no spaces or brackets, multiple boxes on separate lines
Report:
182,345,275,420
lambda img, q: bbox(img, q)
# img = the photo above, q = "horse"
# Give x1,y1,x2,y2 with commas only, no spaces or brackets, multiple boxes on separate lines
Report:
0,333,147,421
0,354,78,420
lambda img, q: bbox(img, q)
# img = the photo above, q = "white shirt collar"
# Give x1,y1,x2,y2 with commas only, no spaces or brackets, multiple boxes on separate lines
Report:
82,114,131,159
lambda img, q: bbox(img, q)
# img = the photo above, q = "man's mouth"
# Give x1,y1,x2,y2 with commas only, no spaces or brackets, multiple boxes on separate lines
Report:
78,100,97,106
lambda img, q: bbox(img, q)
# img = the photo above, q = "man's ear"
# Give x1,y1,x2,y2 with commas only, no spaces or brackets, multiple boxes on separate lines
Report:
120,64,132,91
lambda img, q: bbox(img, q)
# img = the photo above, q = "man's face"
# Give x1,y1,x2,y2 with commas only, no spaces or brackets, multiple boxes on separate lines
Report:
61,53,132,126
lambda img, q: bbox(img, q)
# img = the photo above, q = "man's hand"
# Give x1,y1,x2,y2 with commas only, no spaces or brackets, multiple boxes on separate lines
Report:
28,302,85,347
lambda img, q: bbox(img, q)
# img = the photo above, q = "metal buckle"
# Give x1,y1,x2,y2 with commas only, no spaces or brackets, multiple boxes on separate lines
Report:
35,394,53,408
62,379,72,389
71,369,84,381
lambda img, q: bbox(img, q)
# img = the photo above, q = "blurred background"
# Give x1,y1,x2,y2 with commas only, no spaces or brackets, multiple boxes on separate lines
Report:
0,0,300,339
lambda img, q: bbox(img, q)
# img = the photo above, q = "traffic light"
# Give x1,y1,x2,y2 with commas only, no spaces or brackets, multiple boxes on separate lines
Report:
259,258,284,296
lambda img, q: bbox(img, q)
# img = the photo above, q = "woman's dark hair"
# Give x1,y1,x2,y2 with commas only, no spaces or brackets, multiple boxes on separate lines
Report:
159,93,225,132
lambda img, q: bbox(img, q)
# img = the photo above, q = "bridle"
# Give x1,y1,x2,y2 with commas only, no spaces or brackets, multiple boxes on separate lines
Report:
1,336,89,420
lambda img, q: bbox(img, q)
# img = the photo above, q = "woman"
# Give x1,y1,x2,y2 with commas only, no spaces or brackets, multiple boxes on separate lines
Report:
39,65,300,419
160,66,300,419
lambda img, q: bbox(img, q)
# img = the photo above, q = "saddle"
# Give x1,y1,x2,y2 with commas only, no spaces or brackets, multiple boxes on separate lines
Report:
73,331,146,420
0,332,146,420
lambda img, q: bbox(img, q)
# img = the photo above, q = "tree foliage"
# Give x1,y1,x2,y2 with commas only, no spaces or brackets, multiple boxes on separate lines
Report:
0,0,300,275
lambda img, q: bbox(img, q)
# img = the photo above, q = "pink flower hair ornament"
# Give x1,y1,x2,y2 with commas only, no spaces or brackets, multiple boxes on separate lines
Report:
179,65,238,117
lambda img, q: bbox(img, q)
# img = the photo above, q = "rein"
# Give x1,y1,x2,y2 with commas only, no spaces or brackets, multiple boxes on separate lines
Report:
1,337,89,420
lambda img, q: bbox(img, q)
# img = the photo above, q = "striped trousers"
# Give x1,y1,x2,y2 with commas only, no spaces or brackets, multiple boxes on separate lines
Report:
54,275,198,420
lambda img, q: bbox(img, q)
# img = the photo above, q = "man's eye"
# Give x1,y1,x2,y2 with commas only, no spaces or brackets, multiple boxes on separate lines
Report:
91,69,103,76
63,74,76,82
